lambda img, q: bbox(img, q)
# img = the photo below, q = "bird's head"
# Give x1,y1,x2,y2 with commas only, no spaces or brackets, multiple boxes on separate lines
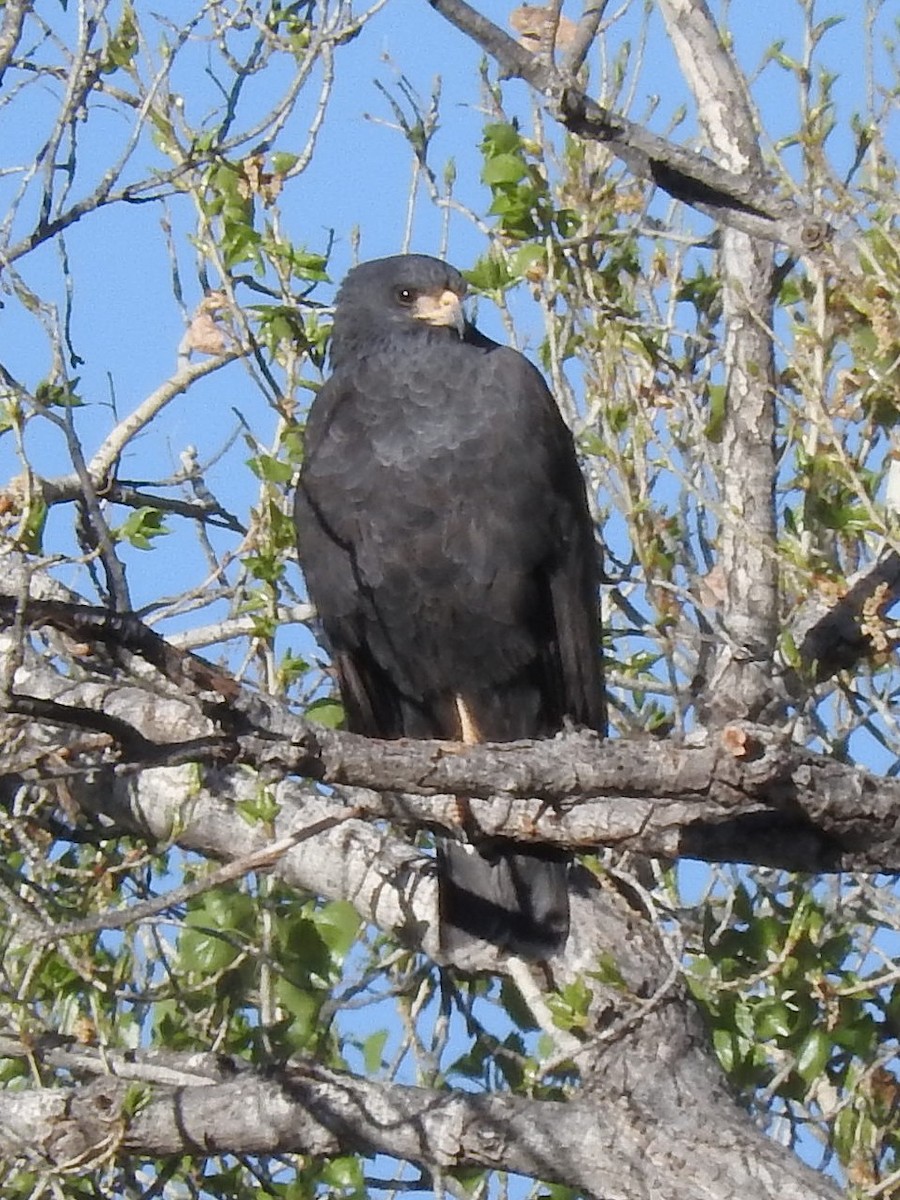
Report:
329,255,468,368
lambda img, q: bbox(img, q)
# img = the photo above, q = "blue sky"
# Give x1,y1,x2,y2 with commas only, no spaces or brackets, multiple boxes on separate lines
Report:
1,2,898,1189
1,0,895,790
2,0,891,514
4,0,892,620
1,0,896,746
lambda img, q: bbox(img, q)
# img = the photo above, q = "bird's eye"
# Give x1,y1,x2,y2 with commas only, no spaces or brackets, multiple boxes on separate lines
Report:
396,287,415,305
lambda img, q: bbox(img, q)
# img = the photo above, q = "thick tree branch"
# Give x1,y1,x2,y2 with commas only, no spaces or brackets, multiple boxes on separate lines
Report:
1,593,899,872
425,0,830,253
787,547,900,685
0,1047,840,1200
657,0,778,722
88,728,900,873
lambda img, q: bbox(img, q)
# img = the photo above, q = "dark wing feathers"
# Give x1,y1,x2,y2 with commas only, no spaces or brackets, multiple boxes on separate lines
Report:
502,348,606,736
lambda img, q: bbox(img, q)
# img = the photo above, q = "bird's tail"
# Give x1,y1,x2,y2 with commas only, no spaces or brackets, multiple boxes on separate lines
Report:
437,838,570,962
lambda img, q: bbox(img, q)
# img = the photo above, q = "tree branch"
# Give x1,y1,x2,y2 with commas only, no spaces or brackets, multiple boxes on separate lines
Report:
559,0,610,77
1,594,899,873
34,350,244,502
658,0,779,721
0,1044,841,1200
0,0,31,89
425,0,830,253
787,547,900,685
0,602,854,1199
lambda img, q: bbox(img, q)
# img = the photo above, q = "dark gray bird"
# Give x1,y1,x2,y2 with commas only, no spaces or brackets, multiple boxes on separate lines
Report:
294,254,604,961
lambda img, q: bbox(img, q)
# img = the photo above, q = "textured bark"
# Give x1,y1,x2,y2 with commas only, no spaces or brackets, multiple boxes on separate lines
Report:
2,611,899,872
0,1048,840,1200
0,751,848,1196
5,724,885,948
708,227,779,719
0,0,31,88
658,0,779,721
787,548,900,684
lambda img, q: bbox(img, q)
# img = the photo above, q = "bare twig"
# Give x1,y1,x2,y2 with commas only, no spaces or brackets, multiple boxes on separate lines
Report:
40,808,362,943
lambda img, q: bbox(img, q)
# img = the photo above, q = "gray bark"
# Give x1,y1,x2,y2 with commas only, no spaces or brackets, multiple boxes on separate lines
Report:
0,0,31,89
0,612,854,1198
3,618,899,872
657,0,779,722
0,1047,840,1200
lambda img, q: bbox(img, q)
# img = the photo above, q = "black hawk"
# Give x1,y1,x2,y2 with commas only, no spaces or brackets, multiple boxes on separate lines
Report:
295,254,604,961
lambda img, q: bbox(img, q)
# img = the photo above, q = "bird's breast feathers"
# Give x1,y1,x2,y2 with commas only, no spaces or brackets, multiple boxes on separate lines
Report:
333,342,539,468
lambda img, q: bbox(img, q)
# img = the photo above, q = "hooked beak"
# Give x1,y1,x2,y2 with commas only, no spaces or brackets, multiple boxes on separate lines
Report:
412,288,466,337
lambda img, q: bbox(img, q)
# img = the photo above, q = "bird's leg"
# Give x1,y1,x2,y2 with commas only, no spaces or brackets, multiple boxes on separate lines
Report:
454,694,483,746
451,694,484,833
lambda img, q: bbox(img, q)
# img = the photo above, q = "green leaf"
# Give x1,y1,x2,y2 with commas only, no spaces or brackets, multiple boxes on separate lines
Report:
322,1156,364,1193
362,1029,388,1074
248,453,295,484
811,15,844,45
0,397,21,435
488,190,538,238
288,247,329,282
18,494,48,553
796,1027,831,1084
178,924,240,975
221,219,261,269
464,255,513,294
754,998,794,1041
276,980,320,1045
101,0,139,73
713,1026,736,1073
0,1057,29,1084
271,152,300,174
481,122,522,155
779,629,800,668
482,153,528,185
236,788,281,825
182,888,256,959
306,697,345,728
589,952,627,991
116,506,168,550
539,1185,581,1200
277,648,308,690
733,997,755,1041
832,1010,877,1056
769,48,803,73
277,913,331,980
555,207,580,237
449,1167,489,1194
121,1082,152,1118
496,1032,526,1089
315,901,360,956
499,978,540,1030
547,976,593,1031
35,378,84,407
243,553,285,585
511,243,545,278
449,1035,491,1080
